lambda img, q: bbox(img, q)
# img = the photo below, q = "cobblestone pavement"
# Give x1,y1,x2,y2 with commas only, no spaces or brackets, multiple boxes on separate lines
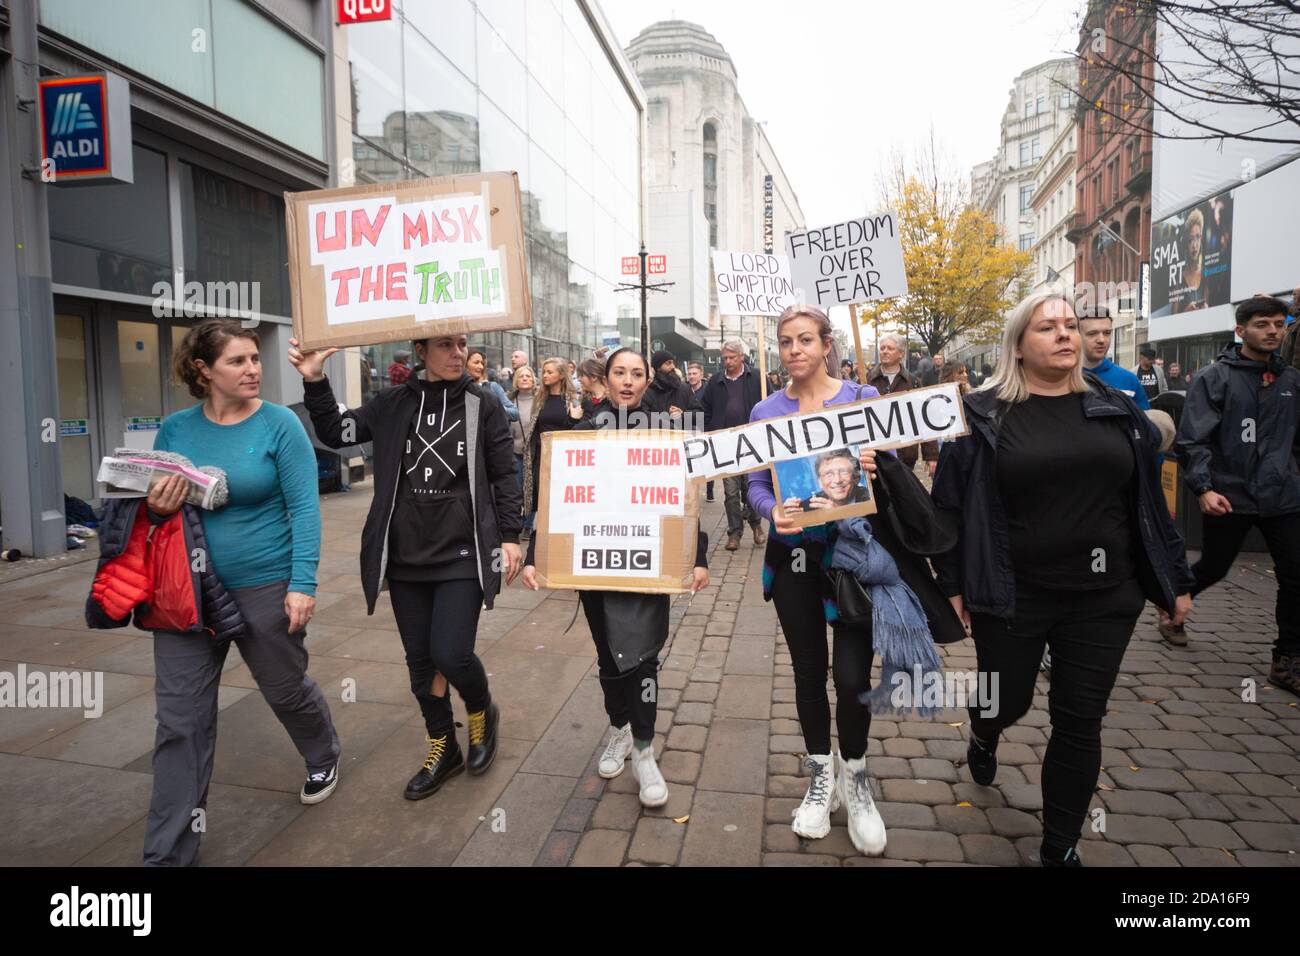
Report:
0,482,1296,867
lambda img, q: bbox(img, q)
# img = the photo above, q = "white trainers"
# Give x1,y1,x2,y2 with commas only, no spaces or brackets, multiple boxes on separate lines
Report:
630,744,669,807
598,723,634,779
791,753,839,839
839,754,887,855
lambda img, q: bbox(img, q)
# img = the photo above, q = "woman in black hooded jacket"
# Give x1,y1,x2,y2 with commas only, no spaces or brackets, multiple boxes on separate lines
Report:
290,334,521,803
522,347,709,808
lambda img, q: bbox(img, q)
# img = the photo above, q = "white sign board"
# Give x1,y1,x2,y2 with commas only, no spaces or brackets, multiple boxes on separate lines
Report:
786,212,908,308
680,383,967,481
307,192,505,326
546,436,686,579
712,250,795,316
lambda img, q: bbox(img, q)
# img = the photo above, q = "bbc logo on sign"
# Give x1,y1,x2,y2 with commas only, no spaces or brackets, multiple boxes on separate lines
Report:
580,548,653,571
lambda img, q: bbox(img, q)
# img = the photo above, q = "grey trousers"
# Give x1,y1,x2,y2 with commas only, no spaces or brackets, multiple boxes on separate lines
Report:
143,580,340,866
724,475,760,536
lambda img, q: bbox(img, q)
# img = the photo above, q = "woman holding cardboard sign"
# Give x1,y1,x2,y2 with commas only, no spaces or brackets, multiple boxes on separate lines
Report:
522,348,710,809
930,291,1194,867
290,333,522,802
745,305,889,855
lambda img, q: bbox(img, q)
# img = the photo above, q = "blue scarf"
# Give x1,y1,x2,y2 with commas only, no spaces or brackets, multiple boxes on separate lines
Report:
831,517,942,716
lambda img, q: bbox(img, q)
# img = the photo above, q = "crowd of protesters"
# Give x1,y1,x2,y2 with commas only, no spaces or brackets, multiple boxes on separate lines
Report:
115,282,1297,868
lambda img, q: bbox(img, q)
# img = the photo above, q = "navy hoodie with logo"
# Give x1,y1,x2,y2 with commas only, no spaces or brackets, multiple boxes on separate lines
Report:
387,375,477,580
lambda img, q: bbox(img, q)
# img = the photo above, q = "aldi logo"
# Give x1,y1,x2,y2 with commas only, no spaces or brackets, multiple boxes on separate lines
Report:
38,72,133,183
49,91,99,136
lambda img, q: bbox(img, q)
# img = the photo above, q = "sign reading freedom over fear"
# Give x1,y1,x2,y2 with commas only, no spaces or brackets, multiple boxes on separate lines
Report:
681,383,969,481
786,212,908,308
285,172,531,350
534,430,699,594
712,250,794,316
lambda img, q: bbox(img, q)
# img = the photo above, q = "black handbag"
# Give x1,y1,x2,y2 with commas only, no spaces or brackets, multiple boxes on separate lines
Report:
828,567,873,627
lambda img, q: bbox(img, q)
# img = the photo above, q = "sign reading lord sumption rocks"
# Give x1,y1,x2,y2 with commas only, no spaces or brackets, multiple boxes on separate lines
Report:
712,250,795,316
682,383,969,482
534,430,700,595
285,171,531,350
786,212,908,308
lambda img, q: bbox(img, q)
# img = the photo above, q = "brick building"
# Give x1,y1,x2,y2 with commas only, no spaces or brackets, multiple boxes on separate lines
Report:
1066,0,1155,366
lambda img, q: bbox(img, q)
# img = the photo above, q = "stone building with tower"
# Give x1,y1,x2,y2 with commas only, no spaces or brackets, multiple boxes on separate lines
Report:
626,20,804,371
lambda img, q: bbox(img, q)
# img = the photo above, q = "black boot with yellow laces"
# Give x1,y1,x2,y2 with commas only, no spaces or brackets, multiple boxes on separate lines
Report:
403,733,465,800
466,702,500,775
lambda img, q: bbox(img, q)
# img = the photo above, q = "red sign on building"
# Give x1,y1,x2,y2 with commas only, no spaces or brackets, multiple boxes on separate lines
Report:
621,256,639,275
337,0,391,24
648,255,667,275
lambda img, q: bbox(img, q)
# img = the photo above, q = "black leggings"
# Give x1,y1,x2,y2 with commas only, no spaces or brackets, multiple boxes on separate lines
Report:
1192,510,1300,658
769,557,874,760
581,591,660,742
388,578,491,737
969,579,1145,854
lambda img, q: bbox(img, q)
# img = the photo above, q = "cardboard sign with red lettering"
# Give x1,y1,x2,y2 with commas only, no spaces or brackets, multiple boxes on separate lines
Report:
285,172,530,350
534,429,699,594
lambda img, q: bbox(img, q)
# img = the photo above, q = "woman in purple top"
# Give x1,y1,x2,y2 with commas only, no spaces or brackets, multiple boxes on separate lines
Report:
746,305,887,856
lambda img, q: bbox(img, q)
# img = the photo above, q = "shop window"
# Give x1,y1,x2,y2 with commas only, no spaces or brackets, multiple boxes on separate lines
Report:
180,161,289,318
48,143,171,296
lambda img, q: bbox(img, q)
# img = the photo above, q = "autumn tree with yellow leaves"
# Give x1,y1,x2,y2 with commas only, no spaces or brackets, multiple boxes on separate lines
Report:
857,150,1032,359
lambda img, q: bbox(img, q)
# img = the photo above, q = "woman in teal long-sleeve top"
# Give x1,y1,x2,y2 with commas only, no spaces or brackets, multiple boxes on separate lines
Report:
141,319,340,867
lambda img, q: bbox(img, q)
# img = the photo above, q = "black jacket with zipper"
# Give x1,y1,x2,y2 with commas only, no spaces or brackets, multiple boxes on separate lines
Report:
930,380,1195,620
699,365,763,433
303,374,521,614
1175,344,1300,516
642,370,702,425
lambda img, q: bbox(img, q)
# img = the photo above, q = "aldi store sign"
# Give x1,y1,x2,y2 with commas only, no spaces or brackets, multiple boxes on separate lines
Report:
38,71,134,183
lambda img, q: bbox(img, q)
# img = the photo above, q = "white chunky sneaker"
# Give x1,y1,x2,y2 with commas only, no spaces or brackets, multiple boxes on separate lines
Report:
790,753,839,839
598,724,634,779
839,754,887,855
630,744,669,807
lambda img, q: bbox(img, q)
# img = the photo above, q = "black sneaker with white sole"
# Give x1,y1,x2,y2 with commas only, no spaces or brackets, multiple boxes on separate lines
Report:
301,761,339,805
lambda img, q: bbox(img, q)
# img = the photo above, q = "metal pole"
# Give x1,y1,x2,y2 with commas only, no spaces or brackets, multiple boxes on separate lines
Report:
639,241,649,360
0,0,66,557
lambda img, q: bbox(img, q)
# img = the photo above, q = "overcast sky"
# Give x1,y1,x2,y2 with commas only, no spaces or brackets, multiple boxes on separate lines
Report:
602,0,1086,334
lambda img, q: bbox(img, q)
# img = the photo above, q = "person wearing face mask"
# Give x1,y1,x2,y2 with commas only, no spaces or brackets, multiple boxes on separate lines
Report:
522,348,710,808
290,333,521,802
745,305,887,856
931,291,1195,867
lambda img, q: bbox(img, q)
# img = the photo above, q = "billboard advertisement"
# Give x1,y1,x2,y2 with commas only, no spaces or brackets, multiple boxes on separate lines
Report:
1150,191,1233,318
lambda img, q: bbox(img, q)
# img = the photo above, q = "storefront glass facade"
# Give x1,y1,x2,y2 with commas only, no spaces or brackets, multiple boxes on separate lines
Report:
343,0,643,392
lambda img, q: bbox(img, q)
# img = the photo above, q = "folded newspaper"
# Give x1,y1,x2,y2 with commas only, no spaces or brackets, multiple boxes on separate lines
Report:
96,450,229,510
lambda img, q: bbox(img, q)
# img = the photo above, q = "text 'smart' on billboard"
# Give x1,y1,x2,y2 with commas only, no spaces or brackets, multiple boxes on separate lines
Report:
1150,191,1233,318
